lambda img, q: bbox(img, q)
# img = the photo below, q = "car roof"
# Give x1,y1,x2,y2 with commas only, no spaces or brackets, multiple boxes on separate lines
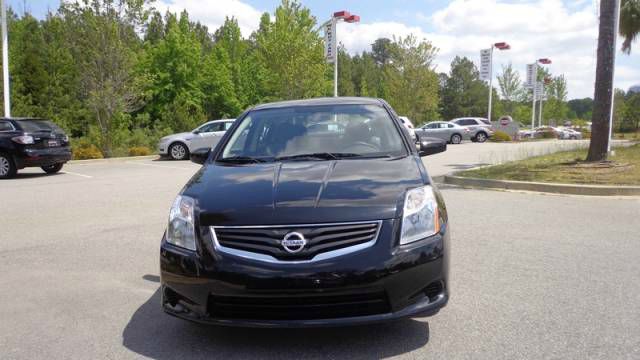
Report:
251,97,384,111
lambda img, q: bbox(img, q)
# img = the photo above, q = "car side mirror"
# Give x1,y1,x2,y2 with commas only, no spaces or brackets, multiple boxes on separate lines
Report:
416,135,447,157
192,129,201,135
190,148,210,165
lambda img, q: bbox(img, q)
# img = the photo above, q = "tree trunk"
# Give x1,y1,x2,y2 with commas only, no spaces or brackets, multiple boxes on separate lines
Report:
587,0,617,162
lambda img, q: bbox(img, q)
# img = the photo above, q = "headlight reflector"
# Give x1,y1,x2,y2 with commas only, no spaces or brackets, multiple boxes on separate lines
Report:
400,185,440,245
166,195,196,250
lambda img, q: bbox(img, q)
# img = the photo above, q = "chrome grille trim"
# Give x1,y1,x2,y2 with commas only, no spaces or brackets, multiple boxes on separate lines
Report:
210,220,382,264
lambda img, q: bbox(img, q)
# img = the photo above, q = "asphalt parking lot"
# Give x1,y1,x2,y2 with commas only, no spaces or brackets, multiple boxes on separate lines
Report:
1,140,639,359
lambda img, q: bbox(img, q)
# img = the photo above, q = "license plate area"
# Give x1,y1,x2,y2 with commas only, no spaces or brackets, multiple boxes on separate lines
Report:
47,140,60,147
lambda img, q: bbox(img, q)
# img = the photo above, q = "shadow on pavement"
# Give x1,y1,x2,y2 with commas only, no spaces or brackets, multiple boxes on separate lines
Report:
123,288,430,359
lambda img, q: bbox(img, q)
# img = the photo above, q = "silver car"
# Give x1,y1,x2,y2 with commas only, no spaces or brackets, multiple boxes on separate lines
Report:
158,119,234,160
417,121,470,144
450,117,494,143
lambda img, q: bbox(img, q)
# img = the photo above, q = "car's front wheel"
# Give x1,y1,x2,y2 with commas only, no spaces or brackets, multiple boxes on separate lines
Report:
42,163,64,174
475,132,488,143
0,153,17,179
169,142,189,160
450,134,462,144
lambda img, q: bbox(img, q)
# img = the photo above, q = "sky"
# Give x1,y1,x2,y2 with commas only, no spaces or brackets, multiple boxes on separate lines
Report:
9,0,640,100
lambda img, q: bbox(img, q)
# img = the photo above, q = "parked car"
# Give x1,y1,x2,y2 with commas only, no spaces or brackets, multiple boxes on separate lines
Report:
450,117,494,142
417,121,470,144
398,116,416,140
520,126,562,139
558,127,582,140
158,119,235,160
160,97,450,327
0,118,72,179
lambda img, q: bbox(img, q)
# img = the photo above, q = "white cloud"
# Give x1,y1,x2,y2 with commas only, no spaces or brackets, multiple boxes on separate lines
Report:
154,0,263,38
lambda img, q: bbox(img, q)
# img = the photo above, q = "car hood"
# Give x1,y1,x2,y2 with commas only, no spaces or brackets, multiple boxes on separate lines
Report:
183,156,426,226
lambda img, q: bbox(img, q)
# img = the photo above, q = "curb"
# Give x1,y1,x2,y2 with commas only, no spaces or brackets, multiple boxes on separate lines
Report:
68,155,159,165
443,175,640,196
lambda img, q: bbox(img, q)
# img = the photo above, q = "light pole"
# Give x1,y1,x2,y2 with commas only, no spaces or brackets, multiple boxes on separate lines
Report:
1,0,10,117
323,11,360,97
607,0,621,155
486,42,510,122
529,58,551,130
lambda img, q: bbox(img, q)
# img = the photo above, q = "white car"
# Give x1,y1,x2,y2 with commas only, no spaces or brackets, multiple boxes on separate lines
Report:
558,127,583,140
158,119,235,160
449,117,495,143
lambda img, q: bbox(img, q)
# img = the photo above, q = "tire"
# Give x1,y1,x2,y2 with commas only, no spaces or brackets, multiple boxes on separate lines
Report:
475,132,488,143
450,134,462,144
42,163,64,174
0,153,17,179
169,142,189,160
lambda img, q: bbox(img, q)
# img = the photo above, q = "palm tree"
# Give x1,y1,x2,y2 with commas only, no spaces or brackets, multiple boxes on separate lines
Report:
586,0,639,161
620,0,640,54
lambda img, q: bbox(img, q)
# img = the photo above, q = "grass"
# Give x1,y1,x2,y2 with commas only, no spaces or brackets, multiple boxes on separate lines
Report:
459,144,640,186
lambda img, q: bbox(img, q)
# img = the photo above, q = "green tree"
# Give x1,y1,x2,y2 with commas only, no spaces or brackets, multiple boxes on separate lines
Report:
543,75,569,124
496,63,524,114
383,35,439,124
254,0,329,100
440,56,488,120
620,0,640,53
61,0,148,157
142,11,205,132
620,92,640,131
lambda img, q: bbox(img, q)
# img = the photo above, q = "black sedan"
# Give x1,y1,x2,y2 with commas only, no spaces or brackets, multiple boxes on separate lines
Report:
0,118,72,179
160,97,450,327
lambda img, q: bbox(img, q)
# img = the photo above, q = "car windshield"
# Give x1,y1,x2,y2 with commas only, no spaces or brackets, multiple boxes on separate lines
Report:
17,120,63,133
220,104,407,162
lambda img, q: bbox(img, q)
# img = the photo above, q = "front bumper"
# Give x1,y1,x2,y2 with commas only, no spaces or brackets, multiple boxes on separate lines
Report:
160,219,450,327
158,140,169,155
15,147,72,169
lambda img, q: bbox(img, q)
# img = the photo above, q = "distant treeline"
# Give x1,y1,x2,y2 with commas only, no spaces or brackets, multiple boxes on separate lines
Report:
1,0,634,157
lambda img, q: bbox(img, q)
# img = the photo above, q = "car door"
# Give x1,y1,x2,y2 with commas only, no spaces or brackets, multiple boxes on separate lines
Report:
207,121,233,148
189,122,221,151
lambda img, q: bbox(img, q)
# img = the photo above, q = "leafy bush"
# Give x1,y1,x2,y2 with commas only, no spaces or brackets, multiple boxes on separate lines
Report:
72,139,104,160
490,130,512,142
580,130,591,139
128,146,153,156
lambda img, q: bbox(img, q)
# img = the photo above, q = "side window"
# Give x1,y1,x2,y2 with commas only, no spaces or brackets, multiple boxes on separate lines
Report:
439,123,449,129
462,119,475,126
0,121,13,131
448,124,455,128
224,122,234,130
201,123,222,132
426,123,437,129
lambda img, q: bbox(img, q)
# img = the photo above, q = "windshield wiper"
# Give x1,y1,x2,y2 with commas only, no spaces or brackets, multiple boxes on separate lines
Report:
275,152,360,161
216,156,268,164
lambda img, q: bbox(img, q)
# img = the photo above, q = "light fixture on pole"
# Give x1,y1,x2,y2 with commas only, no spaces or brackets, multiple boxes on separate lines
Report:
323,11,360,97
1,0,10,117
481,42,510,122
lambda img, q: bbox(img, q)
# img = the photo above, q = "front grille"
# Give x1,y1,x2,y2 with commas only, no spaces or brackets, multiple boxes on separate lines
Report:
212,221,381,261
208,291,390,320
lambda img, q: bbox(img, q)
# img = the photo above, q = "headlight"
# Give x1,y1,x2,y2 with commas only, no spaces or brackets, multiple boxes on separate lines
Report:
11,135,35,144
400,185,440,245
166,195,197,250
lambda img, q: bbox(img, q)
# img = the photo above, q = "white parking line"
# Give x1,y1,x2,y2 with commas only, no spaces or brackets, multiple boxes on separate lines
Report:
62,171,93,179
125,161,195,170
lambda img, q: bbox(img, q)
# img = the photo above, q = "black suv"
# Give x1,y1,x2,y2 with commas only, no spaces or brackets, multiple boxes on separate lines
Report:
160,97,450,327
0,118,72,179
